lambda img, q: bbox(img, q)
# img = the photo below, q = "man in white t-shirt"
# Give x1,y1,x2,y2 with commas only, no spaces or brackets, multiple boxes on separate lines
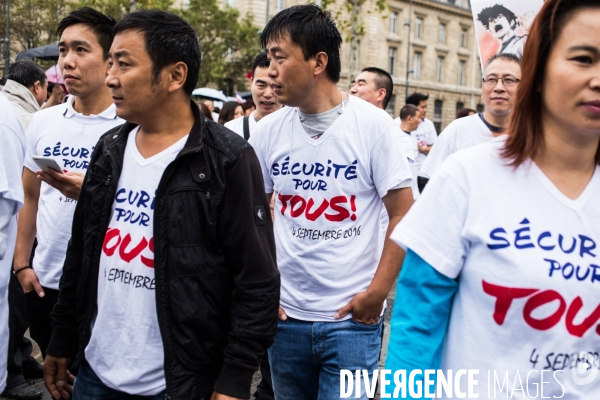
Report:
225,52,281,140
405,92,437,164
13,8,122,365
0,94,26,396
250,5,413,398
44,10,279,400
398,105,422,200
419,53,522,191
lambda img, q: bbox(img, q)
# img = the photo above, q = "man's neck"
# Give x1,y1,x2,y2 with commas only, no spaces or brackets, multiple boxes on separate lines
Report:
298,83,344,114
253,107,279,122
135,96,195,158
483,110,510,132
400,122,412,133
72,86,113,116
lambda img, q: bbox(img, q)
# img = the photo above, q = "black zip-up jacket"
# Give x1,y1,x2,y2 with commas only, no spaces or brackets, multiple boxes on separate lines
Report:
47,103,280,399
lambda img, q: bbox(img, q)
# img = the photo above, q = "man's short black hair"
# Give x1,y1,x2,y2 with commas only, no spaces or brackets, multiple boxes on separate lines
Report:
477,4,517,31
485,52,522,68
7,61,46,88
252,52,270,77
260,4,342,83
400,104,419,120
361,67,393,109
405,92,429,106
57,7,116,60
114,10,201,96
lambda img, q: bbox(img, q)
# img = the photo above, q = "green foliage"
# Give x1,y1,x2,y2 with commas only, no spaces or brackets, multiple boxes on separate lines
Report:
2,0,69,51
2,0,260,91
179,0,261,90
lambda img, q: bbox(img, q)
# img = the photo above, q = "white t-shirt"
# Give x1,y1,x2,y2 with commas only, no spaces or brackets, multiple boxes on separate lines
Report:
250,96,412,322
23,96,123,289
0,94,26,393
401,131,420,200
85,127,188,395
392,138,600,398
225,112,257,138
411,117,437,166
420,113,493,179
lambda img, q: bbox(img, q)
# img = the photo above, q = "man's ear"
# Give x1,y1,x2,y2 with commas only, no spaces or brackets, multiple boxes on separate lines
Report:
166,61,189,93
313,51,329,78
31,81,41,95
377,88,387,103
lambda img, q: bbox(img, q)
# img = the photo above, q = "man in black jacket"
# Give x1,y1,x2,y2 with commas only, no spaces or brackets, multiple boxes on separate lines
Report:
42,10,280,400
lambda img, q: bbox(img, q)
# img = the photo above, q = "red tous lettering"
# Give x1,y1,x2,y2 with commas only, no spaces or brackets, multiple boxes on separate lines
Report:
103,228,122,256
482,280,538,325
141,237,155,268
305,198,329,221
523,290,566,330
325,195,350,222
118,234,148,263
565,297,600,337
290,195,307,218
278,194,293,215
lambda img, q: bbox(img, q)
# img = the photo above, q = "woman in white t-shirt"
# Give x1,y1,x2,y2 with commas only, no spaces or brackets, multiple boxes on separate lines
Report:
386,0,600,398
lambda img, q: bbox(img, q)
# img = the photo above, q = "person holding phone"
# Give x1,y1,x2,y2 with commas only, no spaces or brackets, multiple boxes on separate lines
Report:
13,8,123,366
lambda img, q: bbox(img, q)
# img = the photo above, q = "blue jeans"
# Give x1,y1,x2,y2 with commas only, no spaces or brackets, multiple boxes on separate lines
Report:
72,360,167,400
268,317,383,400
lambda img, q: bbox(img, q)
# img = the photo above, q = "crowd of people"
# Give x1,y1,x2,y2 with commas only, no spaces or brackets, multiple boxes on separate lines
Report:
0,0,598,399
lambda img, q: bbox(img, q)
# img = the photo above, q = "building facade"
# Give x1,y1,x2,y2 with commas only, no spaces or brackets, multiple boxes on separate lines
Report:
211,0,484,132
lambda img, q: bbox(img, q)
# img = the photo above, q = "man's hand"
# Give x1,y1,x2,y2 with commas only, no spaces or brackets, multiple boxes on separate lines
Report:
15,267,45,297
278,306,287,321
43,355,74,400
210,391,244,400
37,168,84,200
334,290,384,324
417,143,432,155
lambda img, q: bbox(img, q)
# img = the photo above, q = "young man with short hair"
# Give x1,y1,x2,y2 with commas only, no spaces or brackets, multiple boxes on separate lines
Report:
43,10,279,400
419,54,521,190
250,5,413,398
349,67,393,111
405,92,437,159
225,52,281,139
1,61,48,129
13,7,122,367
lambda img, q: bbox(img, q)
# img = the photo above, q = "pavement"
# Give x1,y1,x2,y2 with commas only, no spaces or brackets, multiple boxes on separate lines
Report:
2,284,396,400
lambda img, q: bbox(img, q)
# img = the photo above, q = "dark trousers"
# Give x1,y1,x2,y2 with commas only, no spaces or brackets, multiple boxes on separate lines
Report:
6,274,33,389
25,286,59,358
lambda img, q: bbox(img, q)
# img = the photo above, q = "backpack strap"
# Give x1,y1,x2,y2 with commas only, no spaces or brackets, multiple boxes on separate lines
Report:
243,116,250,140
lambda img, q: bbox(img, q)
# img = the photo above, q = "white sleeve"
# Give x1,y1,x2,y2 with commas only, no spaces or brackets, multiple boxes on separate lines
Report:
420,126,454,178
371,124,413,198
0,200,18,260
390,157,470,279
23,116,40,173
426,119,438,145
248,124,274,193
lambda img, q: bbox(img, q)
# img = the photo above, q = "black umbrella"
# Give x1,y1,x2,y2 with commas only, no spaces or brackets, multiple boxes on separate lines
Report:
16,43,59,61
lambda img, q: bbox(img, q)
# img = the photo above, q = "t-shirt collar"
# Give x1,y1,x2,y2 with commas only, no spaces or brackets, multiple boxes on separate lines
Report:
62,95,118,119
478,112,505,133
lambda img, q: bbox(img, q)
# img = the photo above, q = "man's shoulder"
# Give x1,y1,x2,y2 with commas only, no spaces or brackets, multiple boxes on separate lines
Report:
224,116,244,137
29,103,69,129
204,117,252,160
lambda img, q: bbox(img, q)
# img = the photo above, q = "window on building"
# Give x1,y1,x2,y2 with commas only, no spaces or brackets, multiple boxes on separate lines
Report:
434,100,443,133
458,60,466,86
390,12,398,34
456,101,465,115
276,0,285,11
385,95,396,117
436,56,444,83
413,52,422,80
476,103,484,113
415,17,423,39
460,28,468,48
226,0,235,6
388,47,397,75
438,23,446,44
